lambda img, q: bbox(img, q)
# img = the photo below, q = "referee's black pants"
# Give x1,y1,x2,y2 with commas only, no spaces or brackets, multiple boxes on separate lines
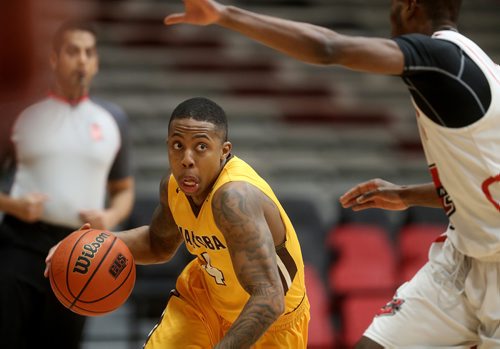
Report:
0,215,86,349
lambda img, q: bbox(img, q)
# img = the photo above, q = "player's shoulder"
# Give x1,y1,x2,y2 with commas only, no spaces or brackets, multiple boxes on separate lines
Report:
212,180,262,208
394,31,463,69
394,32,459,52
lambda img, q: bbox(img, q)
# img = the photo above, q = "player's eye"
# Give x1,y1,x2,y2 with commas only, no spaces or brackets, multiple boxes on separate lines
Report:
172,142,182,150
197,143,208,151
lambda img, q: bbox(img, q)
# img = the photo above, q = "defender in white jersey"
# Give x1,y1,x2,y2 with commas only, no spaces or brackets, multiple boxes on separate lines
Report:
0,22,134,349
163,0,498,347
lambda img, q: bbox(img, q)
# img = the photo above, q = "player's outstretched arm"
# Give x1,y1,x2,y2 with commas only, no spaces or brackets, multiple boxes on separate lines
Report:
339,179,442,211
212,181,284,349
116,176,183,265
165,0,404,75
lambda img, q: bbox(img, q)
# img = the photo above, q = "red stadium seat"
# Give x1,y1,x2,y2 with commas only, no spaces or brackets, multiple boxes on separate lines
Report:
327,224,397,294
304,264,336,349
340,292,395,348
398,223,447,283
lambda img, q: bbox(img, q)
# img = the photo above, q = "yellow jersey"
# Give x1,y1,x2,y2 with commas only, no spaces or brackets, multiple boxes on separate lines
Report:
167,156,306,323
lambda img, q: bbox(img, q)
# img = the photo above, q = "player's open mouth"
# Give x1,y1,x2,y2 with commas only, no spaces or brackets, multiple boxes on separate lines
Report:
180,176,199,194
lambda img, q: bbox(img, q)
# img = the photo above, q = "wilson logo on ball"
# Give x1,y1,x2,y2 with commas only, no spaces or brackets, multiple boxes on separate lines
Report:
73,232,111,274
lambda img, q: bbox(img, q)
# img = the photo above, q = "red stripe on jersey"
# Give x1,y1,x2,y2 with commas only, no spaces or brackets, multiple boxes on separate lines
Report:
482,174,500,212
434,234,447,243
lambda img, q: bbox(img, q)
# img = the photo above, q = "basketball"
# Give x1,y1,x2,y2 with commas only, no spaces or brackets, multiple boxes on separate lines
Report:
49,228,136,316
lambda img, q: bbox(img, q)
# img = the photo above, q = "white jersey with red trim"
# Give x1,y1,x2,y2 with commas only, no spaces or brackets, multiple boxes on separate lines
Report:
414,30,500,259
10,95,121,228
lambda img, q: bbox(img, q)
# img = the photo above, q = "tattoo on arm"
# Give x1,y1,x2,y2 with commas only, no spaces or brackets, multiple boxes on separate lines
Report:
213,182,284,348
149,176,183,261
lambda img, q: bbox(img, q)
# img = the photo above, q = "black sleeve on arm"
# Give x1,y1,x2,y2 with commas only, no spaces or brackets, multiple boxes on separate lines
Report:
92,98,133,181
394,33,491,128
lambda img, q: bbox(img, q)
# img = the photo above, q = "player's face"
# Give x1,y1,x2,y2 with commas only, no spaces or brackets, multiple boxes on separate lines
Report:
51,30,98,95
167,118,231,205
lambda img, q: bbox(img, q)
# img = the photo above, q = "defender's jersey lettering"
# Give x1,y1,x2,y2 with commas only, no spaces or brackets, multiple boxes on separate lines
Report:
201,252,226,285
429,164,456,216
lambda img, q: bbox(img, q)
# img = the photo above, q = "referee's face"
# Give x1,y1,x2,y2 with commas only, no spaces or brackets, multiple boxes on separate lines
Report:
51,30,99,96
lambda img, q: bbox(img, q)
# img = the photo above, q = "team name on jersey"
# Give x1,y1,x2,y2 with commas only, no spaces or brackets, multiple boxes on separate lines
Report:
178,226,227,251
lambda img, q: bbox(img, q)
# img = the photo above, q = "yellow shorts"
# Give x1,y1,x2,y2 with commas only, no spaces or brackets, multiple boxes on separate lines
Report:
143,262,310,348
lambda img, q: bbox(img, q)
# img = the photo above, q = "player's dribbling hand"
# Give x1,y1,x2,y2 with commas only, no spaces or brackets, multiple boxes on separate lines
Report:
44,223,92,278
79,209,110,230
164,0,225,26
339,178,408,211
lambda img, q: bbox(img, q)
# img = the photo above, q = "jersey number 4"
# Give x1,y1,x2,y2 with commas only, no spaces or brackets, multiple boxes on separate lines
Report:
201,252,226,285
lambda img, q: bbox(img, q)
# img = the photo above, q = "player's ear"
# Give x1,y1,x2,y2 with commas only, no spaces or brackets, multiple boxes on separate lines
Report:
221,141,232,160
407,0,419,16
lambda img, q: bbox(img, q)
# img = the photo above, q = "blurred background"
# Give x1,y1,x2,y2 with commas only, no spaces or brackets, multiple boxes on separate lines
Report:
1,0,498,348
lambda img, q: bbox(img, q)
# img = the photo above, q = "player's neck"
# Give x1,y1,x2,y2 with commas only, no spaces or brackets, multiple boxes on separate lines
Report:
187,196,203,217
434,21,458,33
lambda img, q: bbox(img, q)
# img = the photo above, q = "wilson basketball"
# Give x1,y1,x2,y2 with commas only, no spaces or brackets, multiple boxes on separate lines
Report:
49,229,136,316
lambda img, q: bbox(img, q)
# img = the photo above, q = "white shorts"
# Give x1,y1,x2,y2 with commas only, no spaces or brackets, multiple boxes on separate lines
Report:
364,235,500,349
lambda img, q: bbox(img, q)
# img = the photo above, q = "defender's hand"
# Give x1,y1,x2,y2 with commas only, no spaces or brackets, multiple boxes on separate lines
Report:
340,178,408,211
164,0,226,26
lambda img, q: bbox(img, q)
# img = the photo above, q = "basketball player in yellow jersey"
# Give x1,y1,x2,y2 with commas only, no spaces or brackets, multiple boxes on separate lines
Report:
111,97,309,348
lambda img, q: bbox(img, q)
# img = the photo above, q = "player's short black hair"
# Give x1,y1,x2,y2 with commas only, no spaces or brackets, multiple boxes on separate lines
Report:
421,0,462,23
169,97,229,141
52,21,97,52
